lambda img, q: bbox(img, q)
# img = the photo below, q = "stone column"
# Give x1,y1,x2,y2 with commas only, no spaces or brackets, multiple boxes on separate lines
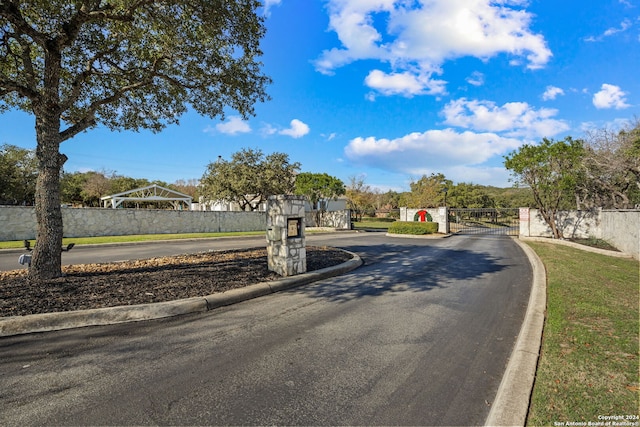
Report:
266,195,306,276
519,207,530,237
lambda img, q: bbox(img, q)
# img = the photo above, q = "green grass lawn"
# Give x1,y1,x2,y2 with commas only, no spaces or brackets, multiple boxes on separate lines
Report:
0,231,265,249
0,228,342,250
526,242,639,426
352,220,395,230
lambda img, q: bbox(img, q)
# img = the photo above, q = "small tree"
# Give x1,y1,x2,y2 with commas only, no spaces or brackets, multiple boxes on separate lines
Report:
346,175,375,221
200,148,300,211
408,173,452,208
295,172,345,225
81,170,113,207
1,1,270,280
0,144,37,205
504,137,584,239
172,179,199,200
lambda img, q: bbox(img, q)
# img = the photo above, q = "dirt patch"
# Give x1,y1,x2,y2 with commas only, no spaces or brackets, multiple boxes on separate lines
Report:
0,246,353,317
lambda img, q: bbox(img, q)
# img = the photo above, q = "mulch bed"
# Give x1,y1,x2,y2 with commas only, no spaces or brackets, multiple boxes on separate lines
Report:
0,246,352,317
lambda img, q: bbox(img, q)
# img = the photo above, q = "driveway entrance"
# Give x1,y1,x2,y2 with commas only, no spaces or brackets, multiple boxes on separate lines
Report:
449,208,520,236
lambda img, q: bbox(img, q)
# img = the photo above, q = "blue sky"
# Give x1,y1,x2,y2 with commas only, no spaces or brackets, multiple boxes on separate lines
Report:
1,0,639,191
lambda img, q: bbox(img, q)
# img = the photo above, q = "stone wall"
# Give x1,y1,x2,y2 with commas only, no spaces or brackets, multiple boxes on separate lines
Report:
304,210,351,229
519,208,601,239
600,210,639,259
520,208,639,259
399,207,449,234
0,206,265,241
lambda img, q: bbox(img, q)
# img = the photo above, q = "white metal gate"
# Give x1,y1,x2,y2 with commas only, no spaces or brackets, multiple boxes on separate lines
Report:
448,208,520,236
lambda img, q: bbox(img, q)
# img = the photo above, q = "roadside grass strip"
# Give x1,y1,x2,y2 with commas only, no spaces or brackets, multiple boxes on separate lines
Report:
526,242,639,426
352,221,394,230
0,232,265,249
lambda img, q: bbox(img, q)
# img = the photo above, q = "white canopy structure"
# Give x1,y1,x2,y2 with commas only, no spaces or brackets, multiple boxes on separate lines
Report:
101,184,192,210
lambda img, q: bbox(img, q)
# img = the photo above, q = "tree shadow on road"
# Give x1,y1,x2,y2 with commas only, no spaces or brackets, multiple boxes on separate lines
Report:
289,242,509,303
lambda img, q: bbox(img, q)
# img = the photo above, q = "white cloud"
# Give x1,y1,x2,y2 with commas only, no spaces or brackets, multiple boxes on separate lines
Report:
542,85,564,101
604,19,632,36
260,123,278,136
344,128,522,173
466,71,485,87
262,0,282,17
364,69,447,97
213,116,251,135
593,84,631,109
442,98,570,138
279,119,310,138
580,117,634,134
585,19,632,42
443,165,513,187
315,0,551,96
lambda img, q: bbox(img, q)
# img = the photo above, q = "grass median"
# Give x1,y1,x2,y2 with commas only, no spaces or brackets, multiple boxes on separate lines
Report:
0,231,265,250
526,242,639,425
352,221,394,230
0,228,343,250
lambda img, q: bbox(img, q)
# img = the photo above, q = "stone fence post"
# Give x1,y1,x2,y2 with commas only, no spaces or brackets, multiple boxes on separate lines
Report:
266,195,307,276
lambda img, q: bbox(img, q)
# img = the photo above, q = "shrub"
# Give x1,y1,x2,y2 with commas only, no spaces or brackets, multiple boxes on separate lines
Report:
388,221,438,235
360,217,396,222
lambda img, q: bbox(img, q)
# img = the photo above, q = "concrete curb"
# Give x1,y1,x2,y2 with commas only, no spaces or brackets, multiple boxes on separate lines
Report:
485,238,547,427
485,233,636,426
0,251,362,337
520,236,636,259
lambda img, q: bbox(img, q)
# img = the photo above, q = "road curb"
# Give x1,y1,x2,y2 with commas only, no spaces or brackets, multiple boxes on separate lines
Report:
485,238,547,427
0,251,362,337
520,236,635,259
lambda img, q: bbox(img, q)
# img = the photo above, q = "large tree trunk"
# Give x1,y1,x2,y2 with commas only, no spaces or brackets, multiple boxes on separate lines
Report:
27,42,67,280
540,208,562,239
29,113,66,280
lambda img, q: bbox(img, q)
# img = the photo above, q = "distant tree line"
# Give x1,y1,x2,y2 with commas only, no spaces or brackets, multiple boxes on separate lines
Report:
0,144,199,208
3,119,637,229
0,144,37,205
343,173,535,221
60,171,199,208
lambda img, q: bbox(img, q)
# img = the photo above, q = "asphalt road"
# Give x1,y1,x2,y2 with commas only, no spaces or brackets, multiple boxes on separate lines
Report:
0,233,532,426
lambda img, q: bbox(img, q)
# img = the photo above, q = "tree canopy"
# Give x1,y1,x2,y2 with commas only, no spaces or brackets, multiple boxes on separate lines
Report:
294,172,345,210
0,143,37,205
295,172,345,225
504,137,585,238
0,1,270,279
406,173,452,208
578,119,640,209
59,170,192,208
445,183,494,209
200,148,300,211
346,175,376,221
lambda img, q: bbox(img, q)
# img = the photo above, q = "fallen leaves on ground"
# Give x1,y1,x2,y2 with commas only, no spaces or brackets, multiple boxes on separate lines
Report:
0,246,353,317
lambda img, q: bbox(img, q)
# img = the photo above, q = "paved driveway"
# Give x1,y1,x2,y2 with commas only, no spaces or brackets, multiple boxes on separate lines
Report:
0,233,532,426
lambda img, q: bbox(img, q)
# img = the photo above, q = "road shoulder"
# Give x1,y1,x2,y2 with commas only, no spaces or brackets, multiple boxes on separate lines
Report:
485,237,546,427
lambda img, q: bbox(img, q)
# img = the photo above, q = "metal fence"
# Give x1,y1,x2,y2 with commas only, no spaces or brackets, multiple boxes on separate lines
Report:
448,208,520,236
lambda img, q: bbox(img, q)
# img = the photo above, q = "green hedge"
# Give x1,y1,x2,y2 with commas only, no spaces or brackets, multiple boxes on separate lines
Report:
359,217,396,223
388,221,438,235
